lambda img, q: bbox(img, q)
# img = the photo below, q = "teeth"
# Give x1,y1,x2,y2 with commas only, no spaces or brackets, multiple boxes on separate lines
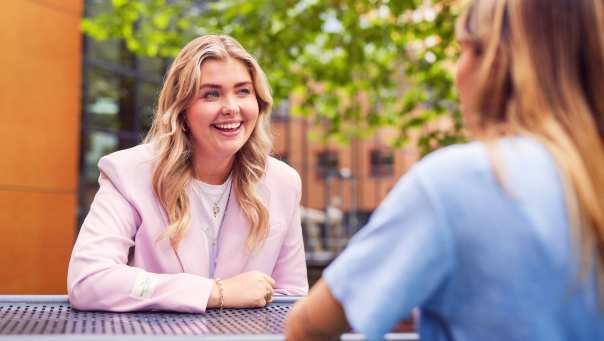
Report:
214,122,241,130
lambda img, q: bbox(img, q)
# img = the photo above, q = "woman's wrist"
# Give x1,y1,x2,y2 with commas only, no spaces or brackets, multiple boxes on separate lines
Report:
208,279,225,309
215,278,224,309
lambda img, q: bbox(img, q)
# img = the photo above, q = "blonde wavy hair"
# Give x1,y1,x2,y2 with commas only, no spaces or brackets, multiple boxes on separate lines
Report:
457,0,604,300
144,35,273,250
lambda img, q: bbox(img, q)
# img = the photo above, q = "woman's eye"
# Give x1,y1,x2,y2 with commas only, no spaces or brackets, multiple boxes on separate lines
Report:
202,90,220,99
237,88,252,96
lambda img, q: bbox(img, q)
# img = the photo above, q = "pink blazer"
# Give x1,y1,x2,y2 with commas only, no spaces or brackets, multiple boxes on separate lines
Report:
67,144,308,312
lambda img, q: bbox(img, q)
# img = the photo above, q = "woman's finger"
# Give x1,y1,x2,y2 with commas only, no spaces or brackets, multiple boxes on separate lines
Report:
263,274,276,287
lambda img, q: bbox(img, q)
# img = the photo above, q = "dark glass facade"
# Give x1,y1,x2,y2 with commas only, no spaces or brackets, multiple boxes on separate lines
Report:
79,1,167,226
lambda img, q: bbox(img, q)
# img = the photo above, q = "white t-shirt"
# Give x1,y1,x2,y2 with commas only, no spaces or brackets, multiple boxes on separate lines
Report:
190,174,232,276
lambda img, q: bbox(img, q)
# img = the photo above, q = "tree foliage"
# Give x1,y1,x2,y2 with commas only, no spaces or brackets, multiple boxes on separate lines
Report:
83,0,465,154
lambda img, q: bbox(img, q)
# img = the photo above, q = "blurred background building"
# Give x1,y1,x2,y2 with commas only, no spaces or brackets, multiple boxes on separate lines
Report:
2,0,458,293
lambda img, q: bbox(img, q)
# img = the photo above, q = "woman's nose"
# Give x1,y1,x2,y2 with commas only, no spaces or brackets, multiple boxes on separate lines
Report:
221,97,239,115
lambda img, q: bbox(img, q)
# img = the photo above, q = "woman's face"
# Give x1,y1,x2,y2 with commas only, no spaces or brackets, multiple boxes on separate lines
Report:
455,41,481,131
185,57,259,164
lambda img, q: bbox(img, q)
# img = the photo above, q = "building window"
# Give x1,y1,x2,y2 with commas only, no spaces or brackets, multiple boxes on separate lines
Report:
79,1,167,227
316,150,339,179
370,149,394,177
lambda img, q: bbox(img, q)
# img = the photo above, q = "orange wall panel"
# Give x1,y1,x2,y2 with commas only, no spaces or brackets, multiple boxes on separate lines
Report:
0,0,82,293
0,0,81,191
43,0,83,13
0,190,75,294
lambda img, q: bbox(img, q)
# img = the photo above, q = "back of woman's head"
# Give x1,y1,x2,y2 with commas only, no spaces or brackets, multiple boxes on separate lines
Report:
457,0,604,302
457,0,604,130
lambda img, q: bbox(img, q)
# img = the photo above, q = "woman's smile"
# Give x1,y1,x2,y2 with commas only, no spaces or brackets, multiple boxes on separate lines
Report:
211,121,243,136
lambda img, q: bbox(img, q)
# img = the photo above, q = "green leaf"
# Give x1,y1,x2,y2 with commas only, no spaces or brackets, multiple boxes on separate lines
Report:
153,12,170,29
112,0,128,8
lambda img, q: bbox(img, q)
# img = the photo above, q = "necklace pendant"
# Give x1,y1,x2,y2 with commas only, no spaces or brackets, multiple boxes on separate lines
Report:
212,203,220,218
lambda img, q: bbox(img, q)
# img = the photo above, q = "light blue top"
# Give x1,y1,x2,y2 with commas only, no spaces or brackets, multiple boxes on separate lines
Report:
324,137,604,341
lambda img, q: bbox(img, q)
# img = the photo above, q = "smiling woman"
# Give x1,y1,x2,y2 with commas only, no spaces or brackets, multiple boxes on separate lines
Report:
67,35,308,313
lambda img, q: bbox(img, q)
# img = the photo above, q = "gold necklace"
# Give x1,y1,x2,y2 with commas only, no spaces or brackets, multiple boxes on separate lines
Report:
211,178,231,218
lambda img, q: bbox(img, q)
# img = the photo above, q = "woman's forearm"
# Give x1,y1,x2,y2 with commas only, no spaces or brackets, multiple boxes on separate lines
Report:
285,278,349,340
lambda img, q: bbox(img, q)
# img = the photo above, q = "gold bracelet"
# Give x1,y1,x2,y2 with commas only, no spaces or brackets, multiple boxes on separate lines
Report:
215,278,224,310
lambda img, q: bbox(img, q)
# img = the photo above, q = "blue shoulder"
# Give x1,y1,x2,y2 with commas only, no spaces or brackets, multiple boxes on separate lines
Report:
413,141,491,185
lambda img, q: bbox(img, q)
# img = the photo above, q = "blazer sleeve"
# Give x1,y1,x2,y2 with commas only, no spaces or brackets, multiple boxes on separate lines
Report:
67,156,215,312
271,171,309,295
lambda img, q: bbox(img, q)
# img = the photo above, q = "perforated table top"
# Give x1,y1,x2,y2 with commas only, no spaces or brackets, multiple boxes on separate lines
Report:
0,296,418,340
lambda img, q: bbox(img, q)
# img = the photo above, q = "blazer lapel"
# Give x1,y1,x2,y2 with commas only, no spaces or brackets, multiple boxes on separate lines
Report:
172,186,212,276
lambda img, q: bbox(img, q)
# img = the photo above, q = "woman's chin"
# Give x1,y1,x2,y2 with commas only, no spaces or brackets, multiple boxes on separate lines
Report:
216,141,246,158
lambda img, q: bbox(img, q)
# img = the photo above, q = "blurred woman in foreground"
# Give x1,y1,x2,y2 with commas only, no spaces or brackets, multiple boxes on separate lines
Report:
286,0,604,339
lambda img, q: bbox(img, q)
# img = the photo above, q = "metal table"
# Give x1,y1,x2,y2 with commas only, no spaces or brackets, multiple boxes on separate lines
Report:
0,295,418,340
